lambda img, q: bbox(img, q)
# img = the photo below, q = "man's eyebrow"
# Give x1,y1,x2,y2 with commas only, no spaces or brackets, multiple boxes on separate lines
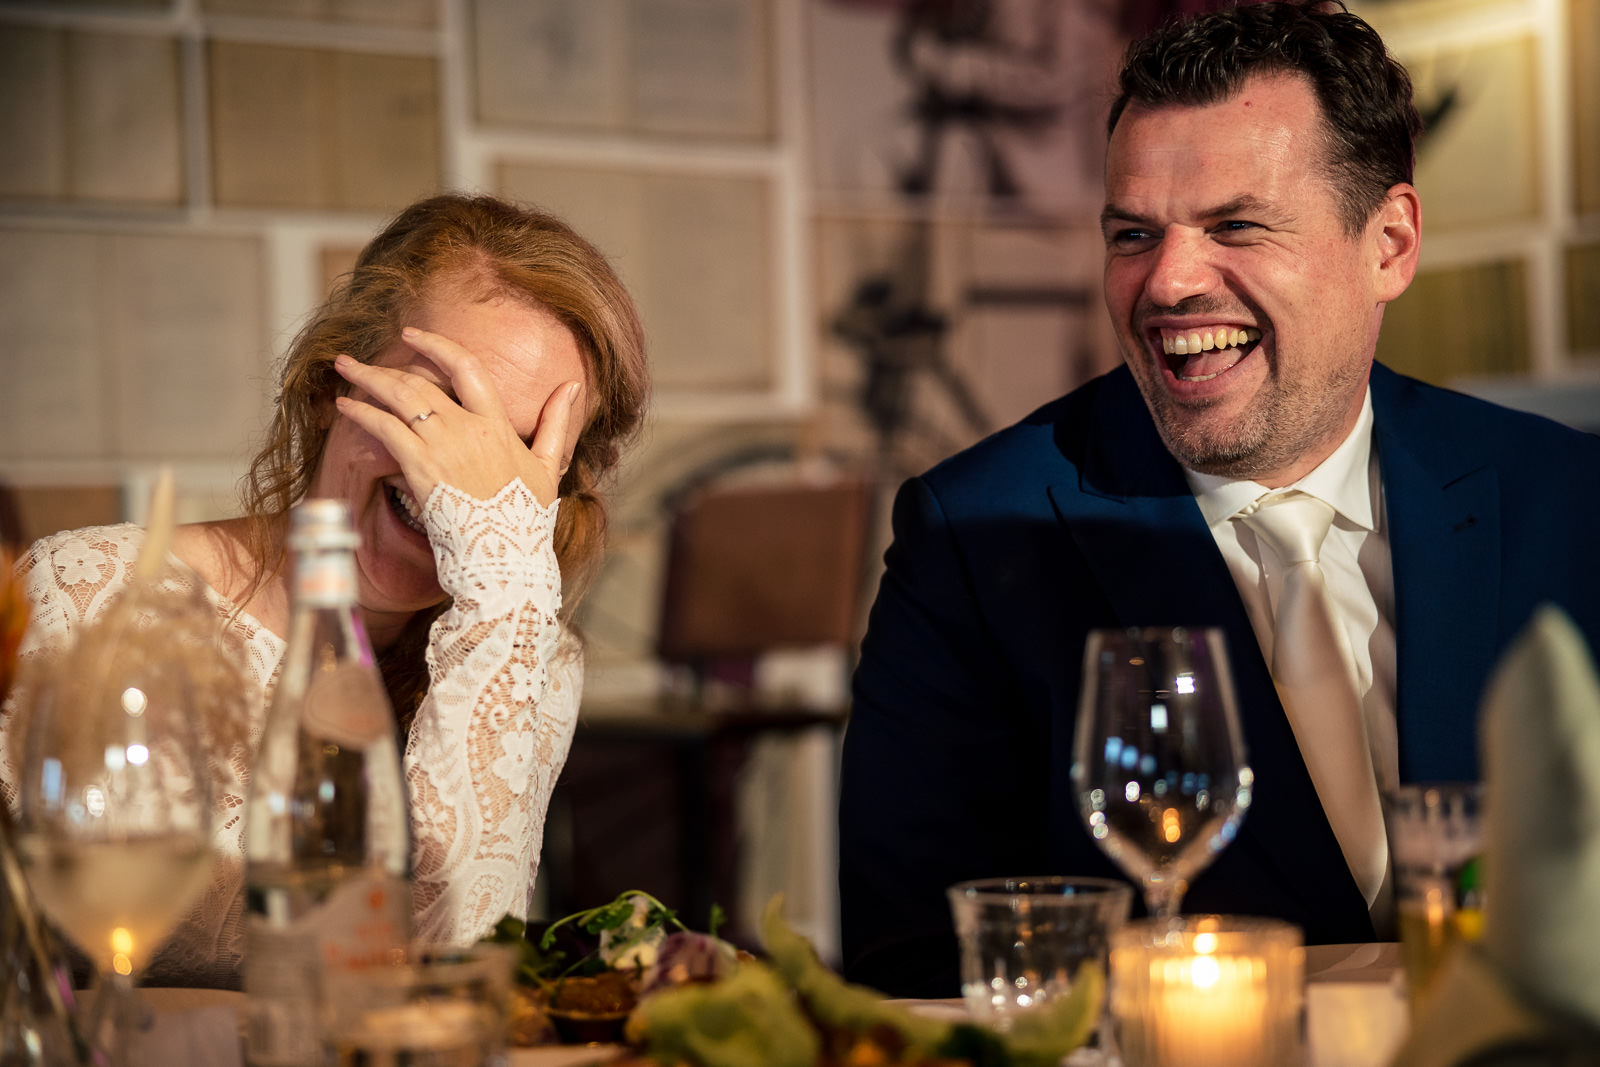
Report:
1100,194,1279,229
1202,194,1277,219
1100,204,1151,229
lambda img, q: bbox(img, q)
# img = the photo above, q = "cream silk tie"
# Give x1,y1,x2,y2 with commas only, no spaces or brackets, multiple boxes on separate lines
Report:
1239,491,1388,907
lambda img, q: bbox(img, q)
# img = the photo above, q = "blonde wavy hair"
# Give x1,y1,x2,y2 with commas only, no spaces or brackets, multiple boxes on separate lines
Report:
239,194,648,718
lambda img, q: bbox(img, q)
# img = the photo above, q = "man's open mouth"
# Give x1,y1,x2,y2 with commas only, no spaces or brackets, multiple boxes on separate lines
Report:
386,484,426,535
1158,325,1262,382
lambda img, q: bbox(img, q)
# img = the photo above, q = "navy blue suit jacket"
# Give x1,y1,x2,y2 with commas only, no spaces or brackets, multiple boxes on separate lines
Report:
839,362,1600,997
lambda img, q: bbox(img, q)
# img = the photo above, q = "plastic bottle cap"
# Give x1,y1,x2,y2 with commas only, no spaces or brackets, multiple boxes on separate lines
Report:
289,499,362,551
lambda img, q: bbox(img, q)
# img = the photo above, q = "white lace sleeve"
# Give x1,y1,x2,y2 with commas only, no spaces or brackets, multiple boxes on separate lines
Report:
406,478,583,945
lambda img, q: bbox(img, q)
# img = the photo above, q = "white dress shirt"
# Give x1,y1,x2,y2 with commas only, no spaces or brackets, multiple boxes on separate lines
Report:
1183,390,1400,799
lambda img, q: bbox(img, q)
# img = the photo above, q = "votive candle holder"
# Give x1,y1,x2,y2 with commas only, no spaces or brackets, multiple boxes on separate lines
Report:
1109,915,1304,1067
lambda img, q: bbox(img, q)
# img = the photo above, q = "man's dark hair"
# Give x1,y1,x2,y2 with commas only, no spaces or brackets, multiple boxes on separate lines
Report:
1108,0,1422,235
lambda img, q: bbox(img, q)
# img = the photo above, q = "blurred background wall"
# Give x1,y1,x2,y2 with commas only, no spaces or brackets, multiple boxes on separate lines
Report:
1,0,1596,951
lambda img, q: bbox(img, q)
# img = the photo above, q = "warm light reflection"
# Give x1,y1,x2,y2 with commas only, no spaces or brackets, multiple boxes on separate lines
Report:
1191,955,1220,989
1193,932,1218,955
84,786,106,818
112,953,133,977
1162,808,1182,843
126,743,149,766
120,687,147,717
111,927,134,955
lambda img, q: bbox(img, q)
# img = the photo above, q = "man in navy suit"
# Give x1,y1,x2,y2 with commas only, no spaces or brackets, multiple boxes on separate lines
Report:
839,0,1600,997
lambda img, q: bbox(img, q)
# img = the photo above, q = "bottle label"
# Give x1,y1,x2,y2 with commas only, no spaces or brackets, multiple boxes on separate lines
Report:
318,872,414,1045
300,663,390,749
318,871,411,974
294,552,356,607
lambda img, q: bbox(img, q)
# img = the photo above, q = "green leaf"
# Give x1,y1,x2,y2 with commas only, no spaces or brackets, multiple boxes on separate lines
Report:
935,1024,1011,1067
627,961,820,1067
488,915,527,943
708,903,727,939
759,895,949,1055
583,899,638,933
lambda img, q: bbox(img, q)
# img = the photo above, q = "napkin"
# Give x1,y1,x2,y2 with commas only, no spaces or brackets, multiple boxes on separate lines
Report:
1391,605,1600,1066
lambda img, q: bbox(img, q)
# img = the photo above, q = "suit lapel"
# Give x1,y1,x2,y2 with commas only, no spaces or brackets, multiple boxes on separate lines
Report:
1372,367,1500,782
1048,369,1367,925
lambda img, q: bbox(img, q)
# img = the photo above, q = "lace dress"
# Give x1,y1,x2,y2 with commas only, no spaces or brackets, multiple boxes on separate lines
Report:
0,480,582,989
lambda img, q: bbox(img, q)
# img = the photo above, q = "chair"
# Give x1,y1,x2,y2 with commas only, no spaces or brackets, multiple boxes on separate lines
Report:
542,470,875,956
655,472,876,694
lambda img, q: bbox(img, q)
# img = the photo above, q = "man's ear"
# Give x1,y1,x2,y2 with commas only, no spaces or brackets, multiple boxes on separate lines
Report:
1372,183,1421,304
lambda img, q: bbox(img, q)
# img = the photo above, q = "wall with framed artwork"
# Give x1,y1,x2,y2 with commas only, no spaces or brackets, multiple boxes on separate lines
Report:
2,0,1595,671
1348,0,1600,421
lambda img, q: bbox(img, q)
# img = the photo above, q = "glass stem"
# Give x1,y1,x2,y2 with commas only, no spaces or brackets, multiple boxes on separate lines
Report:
82,973,146,1067
1144,878,1185,927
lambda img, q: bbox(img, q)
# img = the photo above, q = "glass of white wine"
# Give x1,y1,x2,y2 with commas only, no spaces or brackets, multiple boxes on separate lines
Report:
1070,627,1253,923
14,610,215,1066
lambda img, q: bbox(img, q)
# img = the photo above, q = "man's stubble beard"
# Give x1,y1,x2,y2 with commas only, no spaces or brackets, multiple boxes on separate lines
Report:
1133,357,1368,482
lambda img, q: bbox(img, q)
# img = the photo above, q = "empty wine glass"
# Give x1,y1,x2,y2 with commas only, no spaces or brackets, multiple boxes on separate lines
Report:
13,584,215,1066
1070,627,1253,923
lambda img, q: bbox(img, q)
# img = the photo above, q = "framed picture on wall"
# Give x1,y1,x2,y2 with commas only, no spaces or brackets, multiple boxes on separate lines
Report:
473,0,772,141
497,160,777,395
807,0,1122,219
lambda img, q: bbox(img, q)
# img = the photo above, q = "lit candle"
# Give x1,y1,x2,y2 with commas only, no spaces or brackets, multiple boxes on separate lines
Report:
1111,917,1303,1067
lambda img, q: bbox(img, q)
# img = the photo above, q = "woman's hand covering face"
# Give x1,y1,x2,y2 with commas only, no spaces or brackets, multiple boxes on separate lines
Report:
333,323,585,510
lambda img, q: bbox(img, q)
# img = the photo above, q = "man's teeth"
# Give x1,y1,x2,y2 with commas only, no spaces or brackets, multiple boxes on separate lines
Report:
1162,326,1261,356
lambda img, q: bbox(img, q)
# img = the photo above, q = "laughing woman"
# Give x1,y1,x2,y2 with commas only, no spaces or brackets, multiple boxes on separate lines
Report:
1,194,649,987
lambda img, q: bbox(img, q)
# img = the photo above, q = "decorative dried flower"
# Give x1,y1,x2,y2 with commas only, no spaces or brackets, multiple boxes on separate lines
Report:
0,546,28,707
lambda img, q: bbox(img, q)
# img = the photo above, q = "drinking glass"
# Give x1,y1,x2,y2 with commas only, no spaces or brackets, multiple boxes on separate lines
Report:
1388,783,1484,1011
13,599,215,1066
1071,627,1252,922
947,876,1132,1031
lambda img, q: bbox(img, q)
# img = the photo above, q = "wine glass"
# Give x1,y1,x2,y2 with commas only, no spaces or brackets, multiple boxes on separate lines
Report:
13,597,215,1065
1070,627,1252,923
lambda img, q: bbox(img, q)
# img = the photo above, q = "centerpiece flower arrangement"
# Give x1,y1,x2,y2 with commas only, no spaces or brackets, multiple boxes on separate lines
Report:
1,546,94,1063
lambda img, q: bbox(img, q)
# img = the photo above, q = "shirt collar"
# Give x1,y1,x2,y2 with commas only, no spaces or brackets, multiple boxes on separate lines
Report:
1183,388,1378,530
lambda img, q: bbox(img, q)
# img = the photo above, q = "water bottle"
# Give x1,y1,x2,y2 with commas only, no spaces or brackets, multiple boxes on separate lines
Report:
243,500,412,1066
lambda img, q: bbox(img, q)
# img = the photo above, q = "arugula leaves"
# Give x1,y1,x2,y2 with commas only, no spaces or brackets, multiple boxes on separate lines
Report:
488,890,726,986
539,890,683,951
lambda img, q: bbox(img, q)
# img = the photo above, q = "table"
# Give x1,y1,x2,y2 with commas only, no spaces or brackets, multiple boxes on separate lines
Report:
139,944,1408,1066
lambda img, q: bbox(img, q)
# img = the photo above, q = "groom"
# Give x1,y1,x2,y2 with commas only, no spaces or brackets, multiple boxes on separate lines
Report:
838,0,1600,997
